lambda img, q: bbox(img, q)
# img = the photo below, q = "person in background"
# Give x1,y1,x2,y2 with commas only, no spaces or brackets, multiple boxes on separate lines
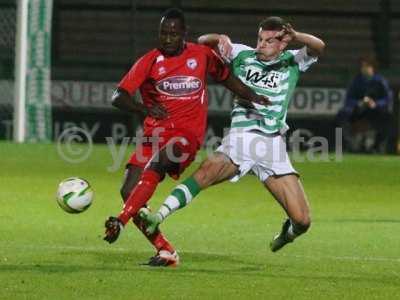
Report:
337,56,392,153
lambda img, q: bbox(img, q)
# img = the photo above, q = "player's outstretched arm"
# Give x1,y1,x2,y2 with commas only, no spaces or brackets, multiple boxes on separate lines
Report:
198,33,233,58
222,73,271,107
199,34,268,106
111,88,168,119
276,23,325,57
198,33,220,47
293,31,325,57
111,88,146,114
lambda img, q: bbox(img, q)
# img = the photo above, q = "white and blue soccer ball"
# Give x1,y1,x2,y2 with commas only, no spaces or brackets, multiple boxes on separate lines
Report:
56,177,93,214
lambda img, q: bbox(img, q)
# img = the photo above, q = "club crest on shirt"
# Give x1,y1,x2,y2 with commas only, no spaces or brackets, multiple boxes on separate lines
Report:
156,55,164,63
158,66,166,75
187,58,197,70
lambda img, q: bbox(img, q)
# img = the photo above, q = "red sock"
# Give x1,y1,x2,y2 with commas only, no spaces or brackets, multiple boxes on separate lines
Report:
151,232,175,253
118,169,160,225
133,215,175,253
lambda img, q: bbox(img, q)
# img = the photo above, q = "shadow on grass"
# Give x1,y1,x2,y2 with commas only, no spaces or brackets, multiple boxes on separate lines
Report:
0,253,398,288
0,264,128,273
319,219,400,224
88,250,303,277
0,250,271,275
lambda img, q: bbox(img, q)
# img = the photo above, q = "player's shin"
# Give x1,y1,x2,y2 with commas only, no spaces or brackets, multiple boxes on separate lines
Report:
160,176,201,219
118,169,161,225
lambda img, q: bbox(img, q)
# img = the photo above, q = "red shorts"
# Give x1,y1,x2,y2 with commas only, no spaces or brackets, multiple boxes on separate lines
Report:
128,128,200,180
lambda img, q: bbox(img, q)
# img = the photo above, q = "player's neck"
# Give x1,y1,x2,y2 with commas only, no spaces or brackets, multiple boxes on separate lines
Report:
160,42,186,57
256,52,281,62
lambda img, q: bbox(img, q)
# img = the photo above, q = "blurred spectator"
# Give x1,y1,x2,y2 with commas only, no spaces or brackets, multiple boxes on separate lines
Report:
336,56,392,153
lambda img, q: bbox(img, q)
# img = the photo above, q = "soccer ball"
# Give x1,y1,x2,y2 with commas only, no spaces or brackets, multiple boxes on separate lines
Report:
56,177,93,213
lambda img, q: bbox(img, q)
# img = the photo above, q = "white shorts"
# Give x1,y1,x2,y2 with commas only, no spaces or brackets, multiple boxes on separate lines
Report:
215,129,298,182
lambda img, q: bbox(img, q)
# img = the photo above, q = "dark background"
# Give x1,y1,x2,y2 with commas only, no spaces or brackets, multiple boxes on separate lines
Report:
0,0,399,151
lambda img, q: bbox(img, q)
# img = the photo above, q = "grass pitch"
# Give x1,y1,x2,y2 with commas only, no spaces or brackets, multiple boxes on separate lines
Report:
1,142,399,299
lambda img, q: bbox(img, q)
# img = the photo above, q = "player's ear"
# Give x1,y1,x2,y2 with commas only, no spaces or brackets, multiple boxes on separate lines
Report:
182,26,188,39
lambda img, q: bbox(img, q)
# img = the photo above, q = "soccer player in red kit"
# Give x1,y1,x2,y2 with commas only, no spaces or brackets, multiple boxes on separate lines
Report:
103,8,269,266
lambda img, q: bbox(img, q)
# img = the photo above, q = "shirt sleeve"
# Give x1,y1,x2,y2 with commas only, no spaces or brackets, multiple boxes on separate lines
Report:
288,46,318,72
375,76,393,109
343,77,361,113
227,43,253,61
118,53,155,96
205,46,230,82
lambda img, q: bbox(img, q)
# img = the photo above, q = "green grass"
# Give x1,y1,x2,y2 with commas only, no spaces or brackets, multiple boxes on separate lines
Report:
0,141,399,299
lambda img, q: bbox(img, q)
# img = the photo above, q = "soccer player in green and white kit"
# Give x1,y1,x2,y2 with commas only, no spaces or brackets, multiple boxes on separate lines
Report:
140,16,325,261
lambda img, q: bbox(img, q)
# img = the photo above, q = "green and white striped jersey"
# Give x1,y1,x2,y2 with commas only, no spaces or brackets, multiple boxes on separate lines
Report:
228,44,317,134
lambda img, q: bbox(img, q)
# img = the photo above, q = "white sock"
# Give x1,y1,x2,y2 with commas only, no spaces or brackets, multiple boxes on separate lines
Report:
156,178,201,220
157,195,180,220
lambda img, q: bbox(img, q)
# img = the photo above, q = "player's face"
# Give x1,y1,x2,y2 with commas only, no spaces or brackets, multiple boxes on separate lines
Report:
360,61,374,78
255,29,287,61
159,18,185,56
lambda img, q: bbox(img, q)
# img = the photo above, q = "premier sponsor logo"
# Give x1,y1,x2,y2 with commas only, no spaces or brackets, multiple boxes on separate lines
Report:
156,76,202,96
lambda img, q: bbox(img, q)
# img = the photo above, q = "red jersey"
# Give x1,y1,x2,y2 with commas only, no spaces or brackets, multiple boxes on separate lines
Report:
118,42,230,146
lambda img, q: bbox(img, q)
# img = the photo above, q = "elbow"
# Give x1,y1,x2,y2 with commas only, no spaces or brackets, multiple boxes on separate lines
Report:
197,34,219,48
111,88,129,108
111,100,119,109
197,35,206,44
111,93,120,108
317,40,326,57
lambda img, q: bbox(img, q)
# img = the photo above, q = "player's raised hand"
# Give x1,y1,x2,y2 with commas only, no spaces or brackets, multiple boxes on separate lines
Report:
146,104,169,119
217,34,233,59
275,23,297,43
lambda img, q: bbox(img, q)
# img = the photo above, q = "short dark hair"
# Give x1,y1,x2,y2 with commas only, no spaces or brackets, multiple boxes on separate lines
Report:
360,55,378,69
259,16,285,31
161,8,186,30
